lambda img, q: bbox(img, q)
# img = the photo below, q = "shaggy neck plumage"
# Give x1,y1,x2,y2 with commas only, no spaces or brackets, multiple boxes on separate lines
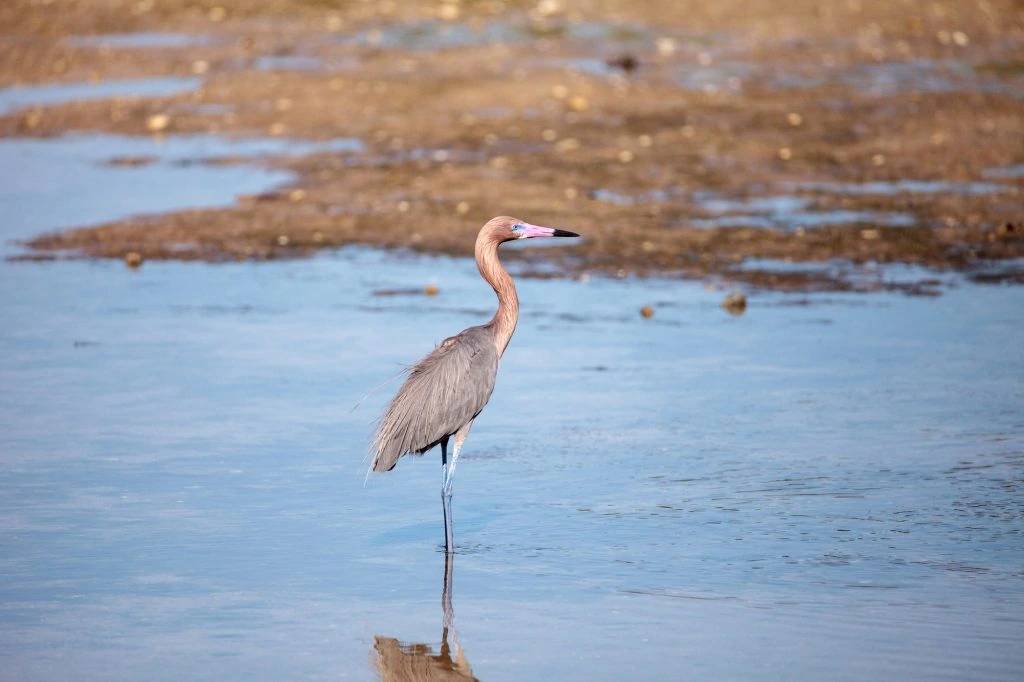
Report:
476,230,519,357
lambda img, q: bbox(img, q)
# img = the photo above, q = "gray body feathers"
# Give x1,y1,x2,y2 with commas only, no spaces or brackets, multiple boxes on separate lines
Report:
372,325,499,473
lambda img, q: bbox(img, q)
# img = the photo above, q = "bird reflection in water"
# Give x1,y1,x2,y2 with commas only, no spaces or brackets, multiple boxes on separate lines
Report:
373,553,478,681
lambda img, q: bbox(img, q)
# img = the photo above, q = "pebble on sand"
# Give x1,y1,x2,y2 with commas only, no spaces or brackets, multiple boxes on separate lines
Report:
145,114,170,133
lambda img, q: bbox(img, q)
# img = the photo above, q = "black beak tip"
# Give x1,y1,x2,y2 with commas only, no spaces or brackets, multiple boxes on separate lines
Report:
553,229,581,238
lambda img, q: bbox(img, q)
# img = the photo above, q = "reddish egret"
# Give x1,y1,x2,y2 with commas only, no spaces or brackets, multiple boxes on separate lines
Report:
370,216,580,552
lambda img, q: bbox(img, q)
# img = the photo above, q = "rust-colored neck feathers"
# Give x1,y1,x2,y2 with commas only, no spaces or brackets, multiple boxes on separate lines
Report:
475,223,519,357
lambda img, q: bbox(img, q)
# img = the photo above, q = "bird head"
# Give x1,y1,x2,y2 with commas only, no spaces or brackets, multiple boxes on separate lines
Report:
484,216,580,243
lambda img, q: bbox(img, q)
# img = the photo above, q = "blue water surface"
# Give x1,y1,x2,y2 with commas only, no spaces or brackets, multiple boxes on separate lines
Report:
0,133,1021,682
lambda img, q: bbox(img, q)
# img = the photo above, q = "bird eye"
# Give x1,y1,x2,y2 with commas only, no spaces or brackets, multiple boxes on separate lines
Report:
511,223,524,233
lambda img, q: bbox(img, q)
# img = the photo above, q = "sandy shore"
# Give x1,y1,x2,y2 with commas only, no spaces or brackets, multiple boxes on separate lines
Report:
2,0,1022,291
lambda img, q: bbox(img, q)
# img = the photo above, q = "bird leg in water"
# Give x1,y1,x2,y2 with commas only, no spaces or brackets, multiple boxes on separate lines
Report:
440,437,452,552
441,422,473,553
442,550,454,631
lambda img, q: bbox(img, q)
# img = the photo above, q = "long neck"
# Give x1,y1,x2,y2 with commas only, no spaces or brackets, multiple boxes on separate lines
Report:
476,233,518,357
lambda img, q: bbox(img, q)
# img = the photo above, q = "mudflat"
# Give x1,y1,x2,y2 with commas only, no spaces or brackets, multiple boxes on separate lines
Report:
2,0,1022,291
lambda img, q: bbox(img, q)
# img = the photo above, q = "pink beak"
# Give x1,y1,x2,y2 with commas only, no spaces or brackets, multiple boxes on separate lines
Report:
519,223,580,239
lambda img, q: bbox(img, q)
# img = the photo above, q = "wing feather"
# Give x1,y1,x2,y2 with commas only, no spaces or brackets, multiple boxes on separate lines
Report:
372,326,498,472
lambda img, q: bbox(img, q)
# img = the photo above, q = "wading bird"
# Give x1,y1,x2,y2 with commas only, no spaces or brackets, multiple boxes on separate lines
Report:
370,216,579,553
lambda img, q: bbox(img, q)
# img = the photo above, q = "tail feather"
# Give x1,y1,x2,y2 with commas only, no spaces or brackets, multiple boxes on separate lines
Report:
370,367,425,474
370,437,403,473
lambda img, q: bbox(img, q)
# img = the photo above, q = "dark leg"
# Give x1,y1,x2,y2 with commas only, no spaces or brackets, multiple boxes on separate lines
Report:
440,437,452,552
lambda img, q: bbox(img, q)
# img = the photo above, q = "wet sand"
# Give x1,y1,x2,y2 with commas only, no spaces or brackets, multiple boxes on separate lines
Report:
1,0,1023,291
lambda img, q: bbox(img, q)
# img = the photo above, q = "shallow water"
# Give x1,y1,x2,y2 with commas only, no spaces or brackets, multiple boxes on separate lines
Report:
0,134,362,253
691,193,916,230
337,19,660,52
1,247,1022,681
1,133,1023,681
0,77,201,116
66,33,213,49
984,164,1024,179
838,59,1020,97
792,180,1011,196
253,55,325,72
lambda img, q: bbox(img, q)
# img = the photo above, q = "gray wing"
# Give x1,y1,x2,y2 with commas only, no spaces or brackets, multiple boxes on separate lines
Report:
372,326,498,472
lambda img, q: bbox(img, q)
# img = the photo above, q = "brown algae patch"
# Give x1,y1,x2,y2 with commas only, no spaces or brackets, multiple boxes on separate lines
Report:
2,0,1023,291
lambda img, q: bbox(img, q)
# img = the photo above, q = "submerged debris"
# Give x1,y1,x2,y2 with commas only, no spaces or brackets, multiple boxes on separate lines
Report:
106,156,156,167
367,282,442,299
722,290,747,315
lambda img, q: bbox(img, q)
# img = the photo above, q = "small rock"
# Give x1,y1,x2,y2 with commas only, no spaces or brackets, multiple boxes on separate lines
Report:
532,0,562,19
640,305,654,319
555,137,579,152
146,114,170,133
19,110,43,130
124,252,143,269
655,37,677,57
996,222,1019,240
325,14,344,31
607,54,639,73
722,290,747,315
